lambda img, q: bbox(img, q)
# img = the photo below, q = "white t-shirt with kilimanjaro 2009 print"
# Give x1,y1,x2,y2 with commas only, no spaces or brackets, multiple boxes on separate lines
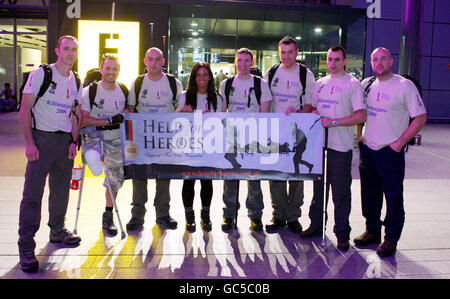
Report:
362,74,426,151
24,64,82,132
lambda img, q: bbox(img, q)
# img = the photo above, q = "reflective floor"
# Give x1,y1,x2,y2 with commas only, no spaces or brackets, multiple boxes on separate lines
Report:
1,112,449,279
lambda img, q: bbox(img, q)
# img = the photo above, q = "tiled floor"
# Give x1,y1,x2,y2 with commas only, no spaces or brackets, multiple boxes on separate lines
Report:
0,111,449,279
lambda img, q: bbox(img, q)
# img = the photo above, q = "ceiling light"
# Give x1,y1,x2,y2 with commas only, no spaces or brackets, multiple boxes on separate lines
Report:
192,31,198,36
295,36,302,40
314,28,322,33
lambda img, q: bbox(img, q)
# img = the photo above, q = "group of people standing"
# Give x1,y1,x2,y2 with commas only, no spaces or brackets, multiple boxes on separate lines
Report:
17,34,426,273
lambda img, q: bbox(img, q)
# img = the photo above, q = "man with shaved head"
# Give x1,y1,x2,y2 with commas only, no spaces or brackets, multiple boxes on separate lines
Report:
126,47,182,231
354,47,427,257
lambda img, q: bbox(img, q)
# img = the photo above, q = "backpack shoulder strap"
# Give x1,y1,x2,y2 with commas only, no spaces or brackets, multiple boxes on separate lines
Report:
133,74,145,108
73,71,81,92
166,73,178,106
72,71,81,106
298,63,307,96
268,63,280,89
224,76,235,106
117,82,129,107
401,74,423,97
88,81,98,110
363,76,377,97
36,64,52,104
253,76,262,106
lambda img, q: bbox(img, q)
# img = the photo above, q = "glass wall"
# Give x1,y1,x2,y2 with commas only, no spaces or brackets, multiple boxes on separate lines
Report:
0,19,46,106
168,4,366,89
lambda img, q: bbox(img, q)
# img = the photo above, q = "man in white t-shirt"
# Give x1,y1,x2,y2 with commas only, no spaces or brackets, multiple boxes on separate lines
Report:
301,46,366,251
126,47,183,231
263,36,316,234
80,55,128,236
18,35,83,272
354,47,427,257
219,48,271,233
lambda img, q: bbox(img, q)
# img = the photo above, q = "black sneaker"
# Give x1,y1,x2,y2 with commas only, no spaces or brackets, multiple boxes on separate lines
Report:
102,211,118,236
126,217,144,231
353,231,381,246
49,228,81,245
19,251,39,273
250,218,263,232
185,210,196,233
300,226,322,238
221,218,235,232
156,216,178,230
200,209,212,232
287,220,302,233
265,218,286,233
337,237,350,251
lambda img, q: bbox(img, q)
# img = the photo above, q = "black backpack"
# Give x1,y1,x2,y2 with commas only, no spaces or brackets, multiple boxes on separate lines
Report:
36,64,81,104
363,74,423,147
88,81,129,110
83,68,102,88
224,75,262,108
267,63,307,110
133,73,177,109
32,64,82,129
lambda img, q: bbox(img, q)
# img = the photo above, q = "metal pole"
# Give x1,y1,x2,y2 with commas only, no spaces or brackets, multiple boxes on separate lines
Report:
321,127,329,247
399,0,424,78
13,18,17,103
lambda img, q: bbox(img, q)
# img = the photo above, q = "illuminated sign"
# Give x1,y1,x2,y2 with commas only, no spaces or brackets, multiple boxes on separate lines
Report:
78,20,140,87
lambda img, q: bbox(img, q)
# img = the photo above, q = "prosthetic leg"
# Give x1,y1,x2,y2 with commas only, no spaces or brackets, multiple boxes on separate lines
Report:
99,131,126,239
73,126,126,239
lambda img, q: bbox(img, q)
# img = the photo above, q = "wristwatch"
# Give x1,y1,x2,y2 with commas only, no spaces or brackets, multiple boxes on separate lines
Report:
332,119,338,127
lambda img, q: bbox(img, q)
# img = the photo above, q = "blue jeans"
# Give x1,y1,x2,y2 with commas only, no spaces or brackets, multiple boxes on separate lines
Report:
359,142,406,244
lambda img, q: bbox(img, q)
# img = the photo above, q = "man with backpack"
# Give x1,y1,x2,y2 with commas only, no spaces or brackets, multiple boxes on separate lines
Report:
219,48,272,233
263,36,316,234
125,47,182,231
80,55,128,236
18,35,83,272
354,47,427,257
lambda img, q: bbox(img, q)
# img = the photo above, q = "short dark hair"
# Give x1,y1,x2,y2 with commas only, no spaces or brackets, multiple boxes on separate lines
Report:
329,45,347,59
56,35,78,49
236,48,253,60
278,36,298,48
100,55,120,68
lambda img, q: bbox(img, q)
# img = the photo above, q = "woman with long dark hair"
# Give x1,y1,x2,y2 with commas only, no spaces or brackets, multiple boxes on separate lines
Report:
177,62,224,232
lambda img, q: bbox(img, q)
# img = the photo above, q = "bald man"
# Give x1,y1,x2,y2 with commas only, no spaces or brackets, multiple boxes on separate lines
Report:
354,47,427,257
126,47,182,231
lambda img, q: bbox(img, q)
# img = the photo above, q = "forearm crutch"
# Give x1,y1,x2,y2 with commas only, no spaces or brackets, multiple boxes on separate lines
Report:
99,133,126,239
73,134,87,235
321,127,329,247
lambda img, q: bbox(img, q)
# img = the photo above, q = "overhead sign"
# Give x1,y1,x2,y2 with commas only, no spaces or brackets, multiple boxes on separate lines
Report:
77,20,140,87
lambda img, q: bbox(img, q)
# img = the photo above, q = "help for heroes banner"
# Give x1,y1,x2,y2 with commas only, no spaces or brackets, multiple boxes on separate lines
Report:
120,112,324,181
